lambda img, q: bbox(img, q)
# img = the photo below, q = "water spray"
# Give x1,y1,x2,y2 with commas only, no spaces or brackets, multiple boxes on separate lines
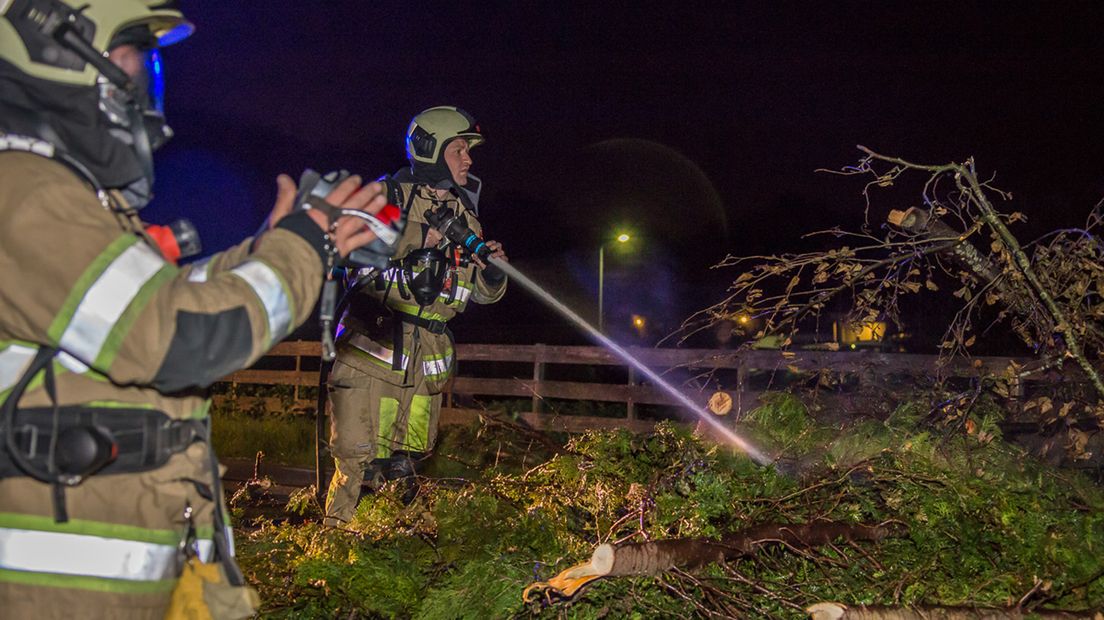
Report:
485,256,772,466
423,206,771,465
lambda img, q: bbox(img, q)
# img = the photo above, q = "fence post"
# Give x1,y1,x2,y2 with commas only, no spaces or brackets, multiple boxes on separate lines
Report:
532,343,545,414
1010,371,1025,415
735,355,748,419
627,366,637,420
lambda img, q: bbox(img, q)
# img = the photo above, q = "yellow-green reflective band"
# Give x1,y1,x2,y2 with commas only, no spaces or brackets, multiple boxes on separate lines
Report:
0,568,176,594
48,236,134,343
58,240,166,366
0,359,89,403
377,397,400,459
406,394,432,452
84,400,156,410
0,512,181,545
0,527,180,581
191,399,212,420
389,301,447,322
231,260,293,346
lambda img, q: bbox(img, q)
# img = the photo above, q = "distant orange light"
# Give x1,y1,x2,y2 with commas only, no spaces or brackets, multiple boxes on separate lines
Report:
632,315,646,329
737,315,750,325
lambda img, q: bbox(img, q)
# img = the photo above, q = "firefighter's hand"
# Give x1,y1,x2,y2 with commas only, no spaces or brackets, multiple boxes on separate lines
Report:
269,173,387,257
424,228,443,248
474,240,507,268
485,240,507,262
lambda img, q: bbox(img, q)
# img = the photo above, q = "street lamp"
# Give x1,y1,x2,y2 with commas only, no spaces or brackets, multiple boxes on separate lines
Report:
598,232,631,332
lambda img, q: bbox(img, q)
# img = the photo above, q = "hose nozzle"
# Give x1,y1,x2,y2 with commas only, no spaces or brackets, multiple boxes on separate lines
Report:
427,209,490,259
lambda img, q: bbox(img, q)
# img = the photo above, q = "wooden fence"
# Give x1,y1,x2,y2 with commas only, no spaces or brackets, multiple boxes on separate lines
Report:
218,340,1048,434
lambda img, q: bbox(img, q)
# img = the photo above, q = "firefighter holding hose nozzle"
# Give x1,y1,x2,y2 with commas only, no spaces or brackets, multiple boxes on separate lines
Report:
324,106,508,524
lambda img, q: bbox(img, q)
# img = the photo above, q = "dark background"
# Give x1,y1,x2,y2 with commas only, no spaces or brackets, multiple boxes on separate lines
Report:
146,2,1104,352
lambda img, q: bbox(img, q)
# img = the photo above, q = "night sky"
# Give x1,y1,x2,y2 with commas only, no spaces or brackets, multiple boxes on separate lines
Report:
146,2,1104,349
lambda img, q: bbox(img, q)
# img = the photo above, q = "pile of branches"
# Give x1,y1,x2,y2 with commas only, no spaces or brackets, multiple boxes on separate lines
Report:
235,400,1104,619
679,148,1104,418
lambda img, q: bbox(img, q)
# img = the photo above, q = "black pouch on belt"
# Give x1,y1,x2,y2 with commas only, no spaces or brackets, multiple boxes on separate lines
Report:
0,406,206,479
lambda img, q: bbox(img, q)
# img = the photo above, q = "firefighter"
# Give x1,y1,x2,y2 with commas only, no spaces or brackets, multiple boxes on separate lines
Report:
324,106,508,524
0,2,392,618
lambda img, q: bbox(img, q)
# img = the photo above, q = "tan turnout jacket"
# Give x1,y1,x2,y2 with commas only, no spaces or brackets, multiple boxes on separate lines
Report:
0,144,324,616
335,182,506,393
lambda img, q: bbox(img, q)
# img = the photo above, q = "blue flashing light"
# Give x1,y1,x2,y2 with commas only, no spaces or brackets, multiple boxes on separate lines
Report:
145,49,166,113
156,22,194,47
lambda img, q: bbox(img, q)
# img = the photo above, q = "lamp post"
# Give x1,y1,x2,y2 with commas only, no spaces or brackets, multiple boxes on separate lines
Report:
598,232,631,332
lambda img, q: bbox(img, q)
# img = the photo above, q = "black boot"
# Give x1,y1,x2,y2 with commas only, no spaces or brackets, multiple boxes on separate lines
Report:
383,451,424,505
354,458,387,505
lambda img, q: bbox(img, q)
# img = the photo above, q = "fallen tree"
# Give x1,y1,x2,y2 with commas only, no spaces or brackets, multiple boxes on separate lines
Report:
674,147,1104,459
524,521,905,601
227,390,1104,618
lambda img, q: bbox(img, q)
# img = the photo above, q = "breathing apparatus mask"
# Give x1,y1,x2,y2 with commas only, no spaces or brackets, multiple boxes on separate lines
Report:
94,33,172,207
399,248,449,307
97,43,172,156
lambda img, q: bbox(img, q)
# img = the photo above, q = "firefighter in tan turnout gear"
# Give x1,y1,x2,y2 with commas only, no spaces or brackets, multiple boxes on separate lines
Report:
325,107,508,524
0,2,395,618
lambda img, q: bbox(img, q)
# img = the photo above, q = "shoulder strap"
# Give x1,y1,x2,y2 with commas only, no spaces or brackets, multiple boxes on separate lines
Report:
379,176,417,212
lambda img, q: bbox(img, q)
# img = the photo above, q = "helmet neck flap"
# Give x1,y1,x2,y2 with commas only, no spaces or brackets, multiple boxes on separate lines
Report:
0,58,147,198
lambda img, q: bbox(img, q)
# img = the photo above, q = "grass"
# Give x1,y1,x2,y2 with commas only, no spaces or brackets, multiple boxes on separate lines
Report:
211,405,317,468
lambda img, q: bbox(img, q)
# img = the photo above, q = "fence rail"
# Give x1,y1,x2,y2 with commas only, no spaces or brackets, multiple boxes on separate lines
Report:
216,340,1054,434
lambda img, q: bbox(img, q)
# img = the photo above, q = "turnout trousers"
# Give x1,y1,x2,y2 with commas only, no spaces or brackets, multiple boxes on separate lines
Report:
323,358,441,525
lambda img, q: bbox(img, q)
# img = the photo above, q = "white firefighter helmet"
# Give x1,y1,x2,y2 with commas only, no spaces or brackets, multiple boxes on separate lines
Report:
405,106,484,165
0,0,192,87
